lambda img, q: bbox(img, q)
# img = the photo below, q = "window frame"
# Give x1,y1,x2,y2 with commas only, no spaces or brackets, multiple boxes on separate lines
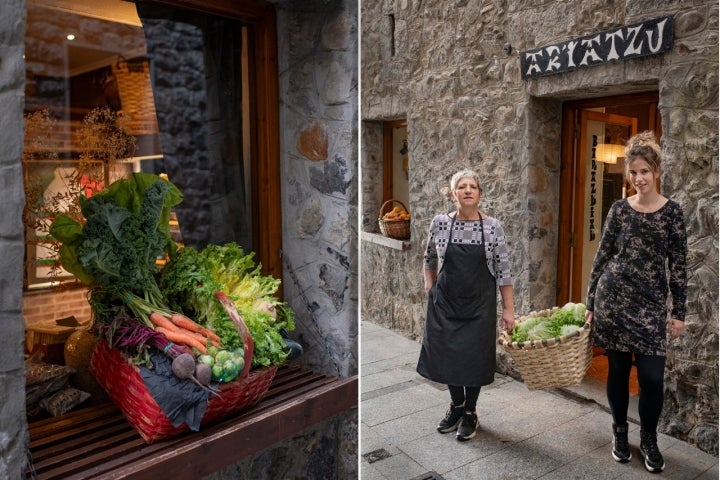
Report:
382,119,407,203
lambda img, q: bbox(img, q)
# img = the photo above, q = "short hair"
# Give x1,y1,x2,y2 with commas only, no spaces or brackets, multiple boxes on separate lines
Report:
625,131,662,171
450,169,482,192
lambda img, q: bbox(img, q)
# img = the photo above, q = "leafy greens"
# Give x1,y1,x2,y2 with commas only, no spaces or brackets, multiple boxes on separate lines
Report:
510,302,587,343
50,172,183,325
160,242,295,367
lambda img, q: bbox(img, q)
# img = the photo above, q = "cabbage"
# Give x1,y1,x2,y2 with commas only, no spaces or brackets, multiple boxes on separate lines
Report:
560,324,581,336
527,321,552,340
510,303,587,342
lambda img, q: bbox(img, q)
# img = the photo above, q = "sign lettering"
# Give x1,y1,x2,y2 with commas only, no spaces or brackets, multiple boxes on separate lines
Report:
520,16,672,79
589,135,598,241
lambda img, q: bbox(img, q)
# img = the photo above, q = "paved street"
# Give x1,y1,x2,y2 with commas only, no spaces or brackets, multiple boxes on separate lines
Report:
360,321,719,480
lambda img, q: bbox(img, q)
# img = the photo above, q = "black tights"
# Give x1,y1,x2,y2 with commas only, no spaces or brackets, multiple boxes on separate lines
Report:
606,349,666,433
448,385,481,411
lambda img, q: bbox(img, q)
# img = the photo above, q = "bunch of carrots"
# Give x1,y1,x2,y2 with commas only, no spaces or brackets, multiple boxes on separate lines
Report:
119,292,222,355
148,311,221,355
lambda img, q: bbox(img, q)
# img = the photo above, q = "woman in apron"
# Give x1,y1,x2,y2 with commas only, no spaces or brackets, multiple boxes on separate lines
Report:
417,169,515,441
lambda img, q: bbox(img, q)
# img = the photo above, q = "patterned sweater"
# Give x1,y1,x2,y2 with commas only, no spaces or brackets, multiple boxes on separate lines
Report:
423,212,513,286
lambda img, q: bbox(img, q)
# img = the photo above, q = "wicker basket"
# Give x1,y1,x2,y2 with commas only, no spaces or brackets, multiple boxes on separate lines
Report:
378,199,411,240
498,308,592,390
90,340,277,443
89,293,277,443
112,56,158,136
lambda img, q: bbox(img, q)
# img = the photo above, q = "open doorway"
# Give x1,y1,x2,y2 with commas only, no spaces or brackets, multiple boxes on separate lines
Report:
557,92,661,400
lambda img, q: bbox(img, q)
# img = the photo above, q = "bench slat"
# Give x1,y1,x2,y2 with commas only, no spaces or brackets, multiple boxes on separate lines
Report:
27,365,357,480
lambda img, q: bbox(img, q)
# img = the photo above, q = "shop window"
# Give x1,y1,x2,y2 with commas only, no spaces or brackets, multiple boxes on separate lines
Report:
22,0,280,291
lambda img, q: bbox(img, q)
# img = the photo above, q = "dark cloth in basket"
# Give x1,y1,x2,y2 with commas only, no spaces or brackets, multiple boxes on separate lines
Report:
139,350,214,431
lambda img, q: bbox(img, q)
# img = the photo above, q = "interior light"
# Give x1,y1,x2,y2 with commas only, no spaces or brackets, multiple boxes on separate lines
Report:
595,143,625,164
66,34,75,41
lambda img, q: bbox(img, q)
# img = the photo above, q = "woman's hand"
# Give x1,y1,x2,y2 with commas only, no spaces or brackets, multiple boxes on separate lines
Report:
585,310,594,323
668,318,684,340
424,269,437,295
501,312,515,332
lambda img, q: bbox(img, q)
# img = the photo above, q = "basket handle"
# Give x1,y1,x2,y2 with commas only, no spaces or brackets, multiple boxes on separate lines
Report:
214,292,253,380
379,199,409,217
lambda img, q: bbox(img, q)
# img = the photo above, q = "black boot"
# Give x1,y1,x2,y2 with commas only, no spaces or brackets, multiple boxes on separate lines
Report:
611,423,631,462
640,430,665,473
456,410,478,441
437,403,464,433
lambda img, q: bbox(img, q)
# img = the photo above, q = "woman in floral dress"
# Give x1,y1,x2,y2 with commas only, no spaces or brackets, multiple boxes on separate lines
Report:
585,131,687,473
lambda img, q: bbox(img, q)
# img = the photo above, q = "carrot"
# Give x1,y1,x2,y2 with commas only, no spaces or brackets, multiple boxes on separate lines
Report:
186,329,222,349
170,313,222,343
156,326,208,354
149,311,181,332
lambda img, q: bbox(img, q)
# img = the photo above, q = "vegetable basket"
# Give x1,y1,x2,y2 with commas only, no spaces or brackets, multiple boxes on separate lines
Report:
378,199,411,240
498,308,593,390
89,293,277,443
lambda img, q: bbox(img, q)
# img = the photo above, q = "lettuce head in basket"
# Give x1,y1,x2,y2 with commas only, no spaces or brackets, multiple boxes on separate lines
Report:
510,302,586,343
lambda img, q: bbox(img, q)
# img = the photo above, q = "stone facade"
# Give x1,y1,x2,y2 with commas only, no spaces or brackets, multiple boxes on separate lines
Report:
1,0,357,477
361,0,718,455
274,0,359,383
0,0,30,476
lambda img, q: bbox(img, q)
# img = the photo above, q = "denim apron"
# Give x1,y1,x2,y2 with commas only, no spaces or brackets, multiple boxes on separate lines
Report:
417,217,497,387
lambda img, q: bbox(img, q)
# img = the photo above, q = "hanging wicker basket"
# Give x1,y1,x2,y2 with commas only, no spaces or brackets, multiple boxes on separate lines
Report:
377,199,411,240
112,56,159,136
498,308,593,390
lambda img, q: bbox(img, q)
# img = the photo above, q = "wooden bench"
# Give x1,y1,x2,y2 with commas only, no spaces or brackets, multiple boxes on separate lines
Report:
26,364,358,479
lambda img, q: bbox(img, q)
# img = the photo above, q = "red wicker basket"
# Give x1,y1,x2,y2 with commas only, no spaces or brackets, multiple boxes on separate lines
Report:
90,341,277,443
89,292,277,443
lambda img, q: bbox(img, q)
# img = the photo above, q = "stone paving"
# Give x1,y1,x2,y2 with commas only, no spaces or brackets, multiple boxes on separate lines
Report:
360,321,719,480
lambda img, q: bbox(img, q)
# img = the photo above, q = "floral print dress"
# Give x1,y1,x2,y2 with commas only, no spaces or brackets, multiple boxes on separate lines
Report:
586,198,687,356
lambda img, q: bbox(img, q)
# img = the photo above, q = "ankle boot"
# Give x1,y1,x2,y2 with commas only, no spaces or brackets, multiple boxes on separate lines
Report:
611,423,631,463
640,430,665,473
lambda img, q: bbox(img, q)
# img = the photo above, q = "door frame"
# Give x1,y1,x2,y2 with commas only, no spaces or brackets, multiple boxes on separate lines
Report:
556,92,659,305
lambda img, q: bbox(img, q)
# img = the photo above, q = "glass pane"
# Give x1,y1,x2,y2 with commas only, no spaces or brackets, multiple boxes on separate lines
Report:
137,4,252,251
23,0,164,288
23,0,253,288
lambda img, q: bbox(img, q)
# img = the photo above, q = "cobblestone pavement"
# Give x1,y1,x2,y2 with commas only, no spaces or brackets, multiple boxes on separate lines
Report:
361,321,719,480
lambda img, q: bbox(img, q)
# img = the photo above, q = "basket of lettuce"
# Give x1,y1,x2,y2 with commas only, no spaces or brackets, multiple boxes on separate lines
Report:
498,302,592,390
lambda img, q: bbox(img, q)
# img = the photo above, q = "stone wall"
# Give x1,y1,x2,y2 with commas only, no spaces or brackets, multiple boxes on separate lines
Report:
275,0,359,381
224,1,360,477
0,0,28,477
361,0,718,454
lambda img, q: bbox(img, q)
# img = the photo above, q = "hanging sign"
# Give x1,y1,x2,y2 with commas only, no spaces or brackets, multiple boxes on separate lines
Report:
520,16,673,80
